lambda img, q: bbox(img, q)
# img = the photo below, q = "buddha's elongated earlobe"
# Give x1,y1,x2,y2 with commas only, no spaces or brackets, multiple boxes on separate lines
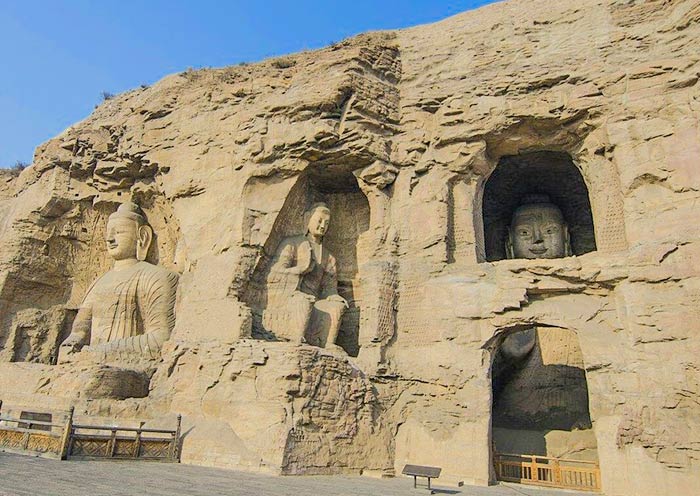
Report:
505,231,515,259
564,226,572,257
136,225,153,261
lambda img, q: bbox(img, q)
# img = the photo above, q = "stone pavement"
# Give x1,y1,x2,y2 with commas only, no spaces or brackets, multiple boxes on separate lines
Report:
0,452,592,496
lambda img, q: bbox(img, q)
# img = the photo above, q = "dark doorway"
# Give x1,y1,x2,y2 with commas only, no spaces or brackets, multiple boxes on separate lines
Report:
491,326,598,460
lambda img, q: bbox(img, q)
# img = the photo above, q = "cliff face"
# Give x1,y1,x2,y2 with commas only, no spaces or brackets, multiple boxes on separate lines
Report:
0,0,699,494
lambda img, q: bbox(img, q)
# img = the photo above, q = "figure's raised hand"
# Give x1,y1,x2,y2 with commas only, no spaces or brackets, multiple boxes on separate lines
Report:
295,241,313,273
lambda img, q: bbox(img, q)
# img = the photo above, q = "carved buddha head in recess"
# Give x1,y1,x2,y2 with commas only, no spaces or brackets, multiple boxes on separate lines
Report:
105,202,153,262
304,202,331,239
506,194,571,260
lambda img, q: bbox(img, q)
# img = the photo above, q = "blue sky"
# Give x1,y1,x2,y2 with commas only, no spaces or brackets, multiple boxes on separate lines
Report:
0,0,497,167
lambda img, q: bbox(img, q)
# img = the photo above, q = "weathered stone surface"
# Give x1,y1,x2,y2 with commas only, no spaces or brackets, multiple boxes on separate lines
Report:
1,1,699,495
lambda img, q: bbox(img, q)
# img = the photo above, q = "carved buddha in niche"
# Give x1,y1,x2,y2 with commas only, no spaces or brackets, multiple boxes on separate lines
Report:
264,202,348,351
58,202,179,362
506,194,571,259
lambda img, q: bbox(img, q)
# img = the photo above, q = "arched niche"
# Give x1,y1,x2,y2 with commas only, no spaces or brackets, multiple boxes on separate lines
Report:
243,167,370,356
489,325,599,479
482,151,596,262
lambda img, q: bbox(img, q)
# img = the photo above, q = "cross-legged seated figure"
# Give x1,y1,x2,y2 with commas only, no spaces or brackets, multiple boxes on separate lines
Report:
263,202,348,352
58,202,179,362
506,194,571,259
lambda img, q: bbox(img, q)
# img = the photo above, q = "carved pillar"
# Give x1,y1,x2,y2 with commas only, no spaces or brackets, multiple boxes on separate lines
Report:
354,162,399,373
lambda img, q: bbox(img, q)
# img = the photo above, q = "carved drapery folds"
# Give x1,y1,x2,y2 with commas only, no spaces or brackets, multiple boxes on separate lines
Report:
58,202,179,363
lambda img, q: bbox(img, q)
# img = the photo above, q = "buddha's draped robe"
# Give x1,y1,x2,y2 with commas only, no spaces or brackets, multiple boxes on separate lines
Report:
72,261,179,358
272,235,339,298
263,235,345,344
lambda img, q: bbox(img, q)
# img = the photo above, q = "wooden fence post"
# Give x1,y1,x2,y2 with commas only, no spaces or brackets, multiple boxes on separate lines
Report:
109,429,117,457
134,421,144,458
60,406,74,460
553,457,561,486
171,414,182,462
531,455,538,482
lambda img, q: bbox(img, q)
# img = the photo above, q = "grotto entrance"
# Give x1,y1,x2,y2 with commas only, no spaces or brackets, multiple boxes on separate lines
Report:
490,326,601,491
481,151,596,262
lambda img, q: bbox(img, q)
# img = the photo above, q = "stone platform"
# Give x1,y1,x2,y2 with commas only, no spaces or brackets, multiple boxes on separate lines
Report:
0,452,592,496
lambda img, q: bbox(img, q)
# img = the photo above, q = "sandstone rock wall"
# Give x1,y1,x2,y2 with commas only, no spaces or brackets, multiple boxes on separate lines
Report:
1,1,699,495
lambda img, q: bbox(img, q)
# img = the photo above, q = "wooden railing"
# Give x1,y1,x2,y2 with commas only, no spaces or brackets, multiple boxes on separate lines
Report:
0,401,73,459
0,400,180,463
494,452,601,492
68,416,181,462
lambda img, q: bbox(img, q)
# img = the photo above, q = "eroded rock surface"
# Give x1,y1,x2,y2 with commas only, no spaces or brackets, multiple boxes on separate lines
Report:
1,1,699,495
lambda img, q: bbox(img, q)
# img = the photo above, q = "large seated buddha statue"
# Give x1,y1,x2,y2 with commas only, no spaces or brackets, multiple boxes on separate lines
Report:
58,202,179,362
506,194,571,260
263,202,348,352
